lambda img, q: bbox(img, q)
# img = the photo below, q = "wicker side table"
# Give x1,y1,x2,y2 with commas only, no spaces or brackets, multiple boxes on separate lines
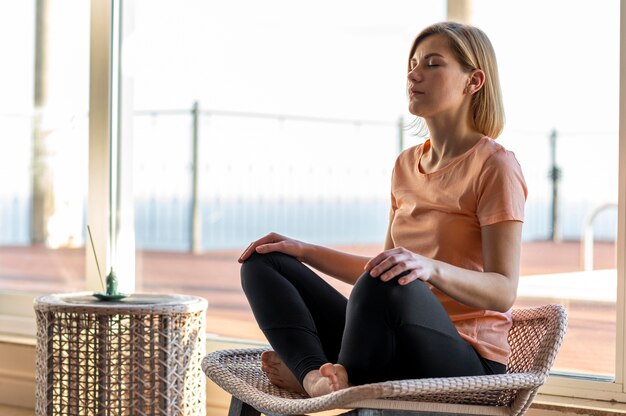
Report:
34,292,208,416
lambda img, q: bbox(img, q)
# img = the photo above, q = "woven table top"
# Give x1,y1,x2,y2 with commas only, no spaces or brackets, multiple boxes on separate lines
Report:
34,292,208,314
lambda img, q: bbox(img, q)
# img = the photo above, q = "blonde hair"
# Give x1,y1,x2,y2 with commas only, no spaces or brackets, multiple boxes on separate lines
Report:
408,22,505,139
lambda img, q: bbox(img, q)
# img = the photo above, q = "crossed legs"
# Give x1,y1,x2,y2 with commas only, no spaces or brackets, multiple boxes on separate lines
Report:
241,252,500,397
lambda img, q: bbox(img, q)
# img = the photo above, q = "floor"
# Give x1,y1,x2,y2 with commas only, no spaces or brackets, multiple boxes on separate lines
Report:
0,404,33,416
0,240,619,375
3,404,625,415
0,241,622,414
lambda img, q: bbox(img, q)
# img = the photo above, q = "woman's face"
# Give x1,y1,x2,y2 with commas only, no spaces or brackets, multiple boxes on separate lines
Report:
407,34,471,119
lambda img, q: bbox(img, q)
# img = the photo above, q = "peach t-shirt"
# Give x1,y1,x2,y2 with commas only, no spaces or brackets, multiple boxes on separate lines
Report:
387,136,527,365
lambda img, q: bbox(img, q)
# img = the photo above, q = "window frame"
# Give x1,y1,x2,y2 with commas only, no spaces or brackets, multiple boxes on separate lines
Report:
86,0,115,294
0,0,625,403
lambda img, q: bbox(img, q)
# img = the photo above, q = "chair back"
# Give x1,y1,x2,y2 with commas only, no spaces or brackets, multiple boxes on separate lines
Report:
507,304,568,377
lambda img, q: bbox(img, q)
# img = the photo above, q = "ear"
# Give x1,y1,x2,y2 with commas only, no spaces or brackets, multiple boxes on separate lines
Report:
465,69,485,95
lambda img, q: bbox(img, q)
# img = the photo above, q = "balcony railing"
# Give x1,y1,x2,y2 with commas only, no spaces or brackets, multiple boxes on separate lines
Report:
0,105,618,251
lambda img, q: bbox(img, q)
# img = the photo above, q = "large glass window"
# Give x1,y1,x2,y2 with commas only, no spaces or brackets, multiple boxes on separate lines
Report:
473,0,620,378
117,0,621,381
0,1,89,297
0,0,623,400
119,0,445,338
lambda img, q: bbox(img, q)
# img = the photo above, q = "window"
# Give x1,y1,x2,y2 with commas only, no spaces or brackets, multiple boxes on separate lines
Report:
1,0,625,404
0,1,89,302
118,0,444,337
113,0,626,401
473,0,620,380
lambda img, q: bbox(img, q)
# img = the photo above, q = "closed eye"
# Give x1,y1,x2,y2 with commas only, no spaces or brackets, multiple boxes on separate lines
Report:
409,57,443,70
426,58,443,67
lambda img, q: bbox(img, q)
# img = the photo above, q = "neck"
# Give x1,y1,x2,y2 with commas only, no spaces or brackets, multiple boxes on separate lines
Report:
417,111,484,174
424,111,483,160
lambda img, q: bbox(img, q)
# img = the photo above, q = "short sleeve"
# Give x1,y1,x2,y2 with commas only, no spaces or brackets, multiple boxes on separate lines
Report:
476,149,527,227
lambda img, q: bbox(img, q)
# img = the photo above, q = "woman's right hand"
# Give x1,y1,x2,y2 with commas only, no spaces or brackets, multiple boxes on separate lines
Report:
238,232,307,263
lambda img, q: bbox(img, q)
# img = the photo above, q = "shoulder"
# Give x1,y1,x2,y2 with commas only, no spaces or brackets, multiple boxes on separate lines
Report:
475,138,527,197
397,142,424,162
478,137,523,172
393,142,424,171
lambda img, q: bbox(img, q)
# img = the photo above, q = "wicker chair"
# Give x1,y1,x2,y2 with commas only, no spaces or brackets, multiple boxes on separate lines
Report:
202,304,567,416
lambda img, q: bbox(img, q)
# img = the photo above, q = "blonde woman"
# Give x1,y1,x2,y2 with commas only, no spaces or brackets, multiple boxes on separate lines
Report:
239,21,527,398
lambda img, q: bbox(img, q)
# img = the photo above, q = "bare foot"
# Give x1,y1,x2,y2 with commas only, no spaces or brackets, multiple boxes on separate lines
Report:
260,351,306,394
303,363,350,397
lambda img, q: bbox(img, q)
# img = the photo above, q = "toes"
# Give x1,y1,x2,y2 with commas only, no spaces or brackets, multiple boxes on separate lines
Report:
262,351,283,367
319,363,339,390
262,366,281,377
261,351,276,362
333,364,349,389
260,352,306,394
319,363,349,392
261,351,282,374
266,373,283,384
319,363,336,377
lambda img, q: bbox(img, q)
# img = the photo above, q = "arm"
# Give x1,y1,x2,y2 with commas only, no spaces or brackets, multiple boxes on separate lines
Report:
300,244,370,285
238,232,369,285
365,220,522,312
383,220,394,251
310,206,396,282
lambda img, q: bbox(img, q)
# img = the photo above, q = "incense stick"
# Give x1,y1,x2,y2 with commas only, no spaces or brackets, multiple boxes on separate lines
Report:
87,225,105,291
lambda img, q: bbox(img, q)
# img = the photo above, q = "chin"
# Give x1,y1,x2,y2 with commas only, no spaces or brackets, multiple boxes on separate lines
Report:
408,106,425,117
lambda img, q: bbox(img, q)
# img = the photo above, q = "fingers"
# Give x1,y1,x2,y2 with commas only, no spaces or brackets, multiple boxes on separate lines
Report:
377,264,408,282
238,242,255,263
255,241,283,254
364,250,395,272
397,270,420,285
238,242,260,263
238,233,283,263
365,248,406,277
364,248,426,284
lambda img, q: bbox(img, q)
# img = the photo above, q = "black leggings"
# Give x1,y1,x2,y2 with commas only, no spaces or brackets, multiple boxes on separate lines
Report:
240,252,506,386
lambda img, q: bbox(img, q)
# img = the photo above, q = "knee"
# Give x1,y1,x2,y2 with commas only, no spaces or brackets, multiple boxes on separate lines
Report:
239,251,293,287
241,251,291,270
240,251,264,271
349,271,427,309
240,251,269,283
351,270,410,294
351,271,381,296
349,272,389,310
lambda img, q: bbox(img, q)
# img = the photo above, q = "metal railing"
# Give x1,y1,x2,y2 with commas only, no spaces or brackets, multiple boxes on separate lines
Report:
581,203,618,271
133,102,403,252
0,108,619,252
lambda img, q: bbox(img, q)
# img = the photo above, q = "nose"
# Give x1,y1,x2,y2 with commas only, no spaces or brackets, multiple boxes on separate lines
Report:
407,65,422,82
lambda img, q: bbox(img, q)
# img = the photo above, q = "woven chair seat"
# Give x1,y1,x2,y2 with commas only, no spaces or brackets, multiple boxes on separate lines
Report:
203,304,567,416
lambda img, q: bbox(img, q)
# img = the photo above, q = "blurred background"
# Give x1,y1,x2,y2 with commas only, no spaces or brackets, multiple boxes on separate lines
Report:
0,0,619,377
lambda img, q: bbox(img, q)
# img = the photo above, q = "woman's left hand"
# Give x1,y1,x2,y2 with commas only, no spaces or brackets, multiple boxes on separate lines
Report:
364,247,436,285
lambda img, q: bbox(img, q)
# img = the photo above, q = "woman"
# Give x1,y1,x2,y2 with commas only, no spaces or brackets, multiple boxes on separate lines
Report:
238,21,527,398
